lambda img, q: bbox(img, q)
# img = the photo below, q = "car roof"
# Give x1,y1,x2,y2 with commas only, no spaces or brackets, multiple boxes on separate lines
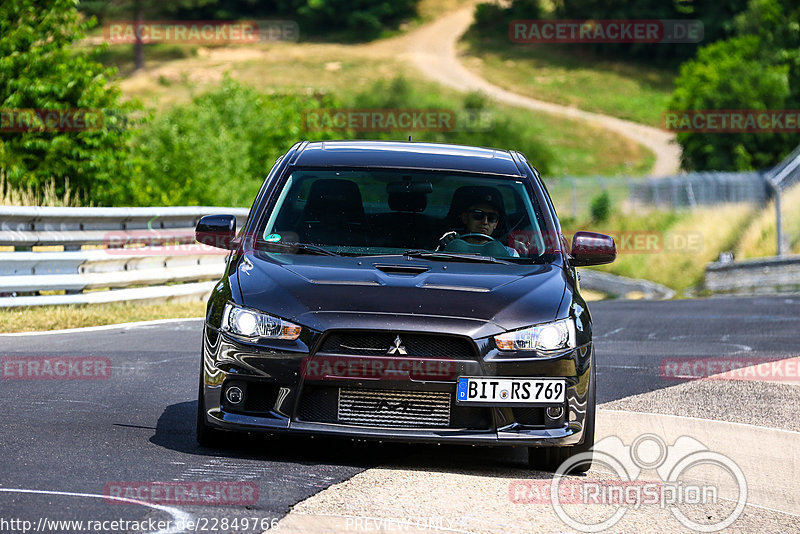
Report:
291,140,525,176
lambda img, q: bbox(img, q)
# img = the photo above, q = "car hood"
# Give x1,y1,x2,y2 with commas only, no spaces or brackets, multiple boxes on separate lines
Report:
235,253,567,338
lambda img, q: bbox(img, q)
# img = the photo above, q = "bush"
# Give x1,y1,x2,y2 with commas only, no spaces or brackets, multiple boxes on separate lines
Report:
554,0,748,66
669,0,800,171
127,78,343,206
473,3,507,34
275,0,419,41
0,0,138,204
471,0,543,38
590,190,611,222
343,77,554,174
126,76,554,206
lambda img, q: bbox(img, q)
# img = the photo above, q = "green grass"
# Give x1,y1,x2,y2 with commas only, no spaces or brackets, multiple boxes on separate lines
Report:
109,42,654,177
0,300,206,333
563,204,755,295
78,42,199,77
460,32,676,127
735,183,800,259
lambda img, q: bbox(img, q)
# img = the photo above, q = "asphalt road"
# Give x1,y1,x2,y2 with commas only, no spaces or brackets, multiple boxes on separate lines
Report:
1,295,798,533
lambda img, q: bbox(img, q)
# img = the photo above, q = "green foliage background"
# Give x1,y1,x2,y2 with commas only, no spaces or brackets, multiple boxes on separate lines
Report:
670,0,800,171
128,77,555,207
0,0,137,204
79,0,421,41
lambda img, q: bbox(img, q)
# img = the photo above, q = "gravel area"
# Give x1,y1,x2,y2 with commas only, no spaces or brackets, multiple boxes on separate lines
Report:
600,378,800,432
275,376,800,533
278,464,800,533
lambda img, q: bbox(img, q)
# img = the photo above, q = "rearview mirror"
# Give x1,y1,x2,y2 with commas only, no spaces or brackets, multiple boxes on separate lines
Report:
387,180,433,194
196,214,237,250
570,231,616,266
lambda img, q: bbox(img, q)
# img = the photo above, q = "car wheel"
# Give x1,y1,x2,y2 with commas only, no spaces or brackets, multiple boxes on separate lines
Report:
529,363,596,474
196,374,225,447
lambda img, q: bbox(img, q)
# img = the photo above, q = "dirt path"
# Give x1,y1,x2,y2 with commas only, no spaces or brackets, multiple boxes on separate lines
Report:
399,8,681,176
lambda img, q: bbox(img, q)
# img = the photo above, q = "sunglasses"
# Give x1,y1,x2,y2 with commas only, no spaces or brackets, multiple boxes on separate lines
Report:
468,209,499,223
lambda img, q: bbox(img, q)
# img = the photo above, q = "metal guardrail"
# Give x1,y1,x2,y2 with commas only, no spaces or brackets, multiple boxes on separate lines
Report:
705,255,800,294
0,206,249,307
579,270,675,300
765,143,800,191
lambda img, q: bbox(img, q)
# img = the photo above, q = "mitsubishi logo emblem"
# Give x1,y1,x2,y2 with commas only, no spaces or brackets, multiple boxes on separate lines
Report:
387,335,407,355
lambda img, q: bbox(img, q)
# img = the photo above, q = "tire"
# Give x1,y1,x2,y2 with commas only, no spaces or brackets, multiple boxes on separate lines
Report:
196,374,225,448
529,362,596,474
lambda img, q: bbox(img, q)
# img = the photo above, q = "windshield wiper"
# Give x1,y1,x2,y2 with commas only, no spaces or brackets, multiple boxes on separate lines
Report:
258,241,340,256
402,249,513,265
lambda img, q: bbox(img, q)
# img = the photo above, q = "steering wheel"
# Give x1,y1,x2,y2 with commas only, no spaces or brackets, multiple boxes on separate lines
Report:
457,232,500,244
437,231,502,251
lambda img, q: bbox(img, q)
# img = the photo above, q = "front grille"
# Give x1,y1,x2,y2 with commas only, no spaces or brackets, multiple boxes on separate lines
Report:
318,332,473,359
296,386,492,430
338,388,451,428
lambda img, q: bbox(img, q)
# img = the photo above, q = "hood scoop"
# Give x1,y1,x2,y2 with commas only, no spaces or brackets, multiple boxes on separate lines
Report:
374,263,430,276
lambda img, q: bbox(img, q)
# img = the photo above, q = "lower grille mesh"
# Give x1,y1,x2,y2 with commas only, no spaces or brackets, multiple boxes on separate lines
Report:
338,388,451,428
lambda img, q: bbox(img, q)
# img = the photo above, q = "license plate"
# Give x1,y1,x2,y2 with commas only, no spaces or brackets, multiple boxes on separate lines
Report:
456,377,565,405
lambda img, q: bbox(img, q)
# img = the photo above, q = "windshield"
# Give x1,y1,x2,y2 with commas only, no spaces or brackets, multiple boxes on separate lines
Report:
258,169,548,261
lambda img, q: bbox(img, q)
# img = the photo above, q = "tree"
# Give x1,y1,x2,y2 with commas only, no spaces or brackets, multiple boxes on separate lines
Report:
89,0,216,70
553,0,749,65
0,0,138,203
669,0,800,170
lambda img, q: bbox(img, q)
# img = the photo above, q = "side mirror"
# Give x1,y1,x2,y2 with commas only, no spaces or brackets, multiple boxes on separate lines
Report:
196,214,237,250
570,231,616,266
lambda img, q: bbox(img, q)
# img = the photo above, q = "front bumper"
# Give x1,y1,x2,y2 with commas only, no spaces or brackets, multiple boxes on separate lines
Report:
200,327,594,447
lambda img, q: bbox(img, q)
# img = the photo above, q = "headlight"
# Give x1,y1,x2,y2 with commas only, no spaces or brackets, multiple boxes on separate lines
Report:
221,303,301,340
494,318,576,352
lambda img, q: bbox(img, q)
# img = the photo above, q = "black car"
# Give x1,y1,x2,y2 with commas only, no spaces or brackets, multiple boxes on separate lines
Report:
195,140,615,472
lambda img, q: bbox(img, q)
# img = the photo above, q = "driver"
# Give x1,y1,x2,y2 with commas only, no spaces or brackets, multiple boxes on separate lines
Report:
460,202,520,257
439,188,519,256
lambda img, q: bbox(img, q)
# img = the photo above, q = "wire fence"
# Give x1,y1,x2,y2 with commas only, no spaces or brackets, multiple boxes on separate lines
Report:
544,171,767,221
547,144,800,257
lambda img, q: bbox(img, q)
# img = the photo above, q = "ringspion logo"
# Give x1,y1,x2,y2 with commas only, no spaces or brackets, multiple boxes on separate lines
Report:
512,434,747,532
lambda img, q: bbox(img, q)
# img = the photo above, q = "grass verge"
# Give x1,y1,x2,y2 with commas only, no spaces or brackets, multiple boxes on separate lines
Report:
112,43,653,177
0,300,206,333
735,183,800,259
565,204,754,295
459,33,675,127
